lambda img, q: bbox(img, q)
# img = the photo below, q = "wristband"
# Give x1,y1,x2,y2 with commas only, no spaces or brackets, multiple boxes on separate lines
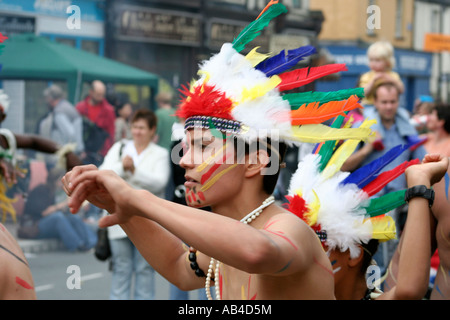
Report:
404,185,434,207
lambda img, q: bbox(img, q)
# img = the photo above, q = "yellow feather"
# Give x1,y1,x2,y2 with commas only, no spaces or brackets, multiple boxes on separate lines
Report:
245,46,272,67
240,76,281,102
306,189,320,226
368,215,397,241
287,124,373,144
321,119,376,179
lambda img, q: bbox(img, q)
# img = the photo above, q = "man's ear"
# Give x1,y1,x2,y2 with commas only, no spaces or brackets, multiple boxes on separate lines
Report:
348,245,365,268
244,149,270,178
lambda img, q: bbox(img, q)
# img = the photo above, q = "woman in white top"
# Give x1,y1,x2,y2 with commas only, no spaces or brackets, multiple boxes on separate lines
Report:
100,109,170,300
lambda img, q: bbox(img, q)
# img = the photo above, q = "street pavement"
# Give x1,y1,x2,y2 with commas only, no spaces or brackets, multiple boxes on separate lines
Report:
4,221,205,300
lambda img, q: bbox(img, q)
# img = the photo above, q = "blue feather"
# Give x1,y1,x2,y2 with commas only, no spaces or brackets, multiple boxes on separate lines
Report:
255,45,316,77
342,144,411,188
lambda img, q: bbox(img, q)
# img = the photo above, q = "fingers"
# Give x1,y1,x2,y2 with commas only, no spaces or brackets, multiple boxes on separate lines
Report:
98,214,121,229
67,179,94,213
422,153,442,164
61,164,98,196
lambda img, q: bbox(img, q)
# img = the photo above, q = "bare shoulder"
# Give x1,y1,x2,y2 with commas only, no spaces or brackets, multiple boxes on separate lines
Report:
262,208,314,234
260,208,321,249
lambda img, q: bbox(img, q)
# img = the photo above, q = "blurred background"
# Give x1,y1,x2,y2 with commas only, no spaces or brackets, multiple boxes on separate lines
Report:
0,0,449,134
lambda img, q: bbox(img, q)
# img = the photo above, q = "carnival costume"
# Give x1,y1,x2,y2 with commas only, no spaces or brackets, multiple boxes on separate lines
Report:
159,0,425,299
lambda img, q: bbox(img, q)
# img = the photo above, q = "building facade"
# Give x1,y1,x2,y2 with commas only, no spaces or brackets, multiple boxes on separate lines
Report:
310,0,440,109
0,0,105,134
104,0,324,98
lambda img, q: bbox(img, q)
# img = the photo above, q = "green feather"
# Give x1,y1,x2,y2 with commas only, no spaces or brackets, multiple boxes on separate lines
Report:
283,88,365,109
232,3,287,53
317,115,346,171
363,189,407,218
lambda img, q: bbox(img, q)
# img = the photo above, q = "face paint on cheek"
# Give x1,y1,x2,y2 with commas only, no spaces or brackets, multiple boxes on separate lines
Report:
330,259,341,274
185,187,205,207
200,163,238,192
198,150,238,193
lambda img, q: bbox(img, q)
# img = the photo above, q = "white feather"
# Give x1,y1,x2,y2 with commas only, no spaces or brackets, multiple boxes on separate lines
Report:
288,153,372,258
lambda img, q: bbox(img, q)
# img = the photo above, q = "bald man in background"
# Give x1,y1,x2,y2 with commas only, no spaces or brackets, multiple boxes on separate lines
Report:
76,80,116,165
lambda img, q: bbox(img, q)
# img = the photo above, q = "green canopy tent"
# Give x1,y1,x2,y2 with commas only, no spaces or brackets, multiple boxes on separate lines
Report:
0,33,159,105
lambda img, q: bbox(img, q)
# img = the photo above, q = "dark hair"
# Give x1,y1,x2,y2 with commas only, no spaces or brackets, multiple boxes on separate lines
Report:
434,103,450,134
232,136,287,195
360,239,379,275
131,108,157,130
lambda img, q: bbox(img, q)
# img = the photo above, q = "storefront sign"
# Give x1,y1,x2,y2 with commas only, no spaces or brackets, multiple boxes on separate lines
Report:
0,14,35,35
424,33,450,52
206,18,270,51
117,6,202,46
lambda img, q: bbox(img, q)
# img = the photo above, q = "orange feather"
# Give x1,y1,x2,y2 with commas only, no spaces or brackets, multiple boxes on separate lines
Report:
290,95,362,125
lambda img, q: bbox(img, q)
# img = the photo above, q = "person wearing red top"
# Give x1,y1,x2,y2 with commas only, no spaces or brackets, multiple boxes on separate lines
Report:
76,80,116,162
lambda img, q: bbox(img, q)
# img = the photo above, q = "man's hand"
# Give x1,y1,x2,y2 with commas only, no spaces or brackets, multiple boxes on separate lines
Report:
62,165,139,228
406,154,449,187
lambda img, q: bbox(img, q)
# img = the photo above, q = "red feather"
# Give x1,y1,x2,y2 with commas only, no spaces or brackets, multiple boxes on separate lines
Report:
176,83,235,120
362,159,420,196
277,64,348,92
290,95,362,125
284,194,322,232
0,32,8,43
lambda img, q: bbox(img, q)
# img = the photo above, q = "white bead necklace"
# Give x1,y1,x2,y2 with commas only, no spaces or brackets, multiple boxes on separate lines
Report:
205,195,275,300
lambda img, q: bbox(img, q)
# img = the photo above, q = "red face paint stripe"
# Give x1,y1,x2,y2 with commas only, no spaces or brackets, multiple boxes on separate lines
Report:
200,152,230,184
198,191,205,201
16,276,33,290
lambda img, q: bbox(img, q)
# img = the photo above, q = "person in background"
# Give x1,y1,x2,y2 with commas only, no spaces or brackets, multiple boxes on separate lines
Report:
0,218,36,299
410,95,435,135
155,92,177,151
21,169,97,252
99,109,170,300
114,101,133,142
358,41,404,107
341,82,427,277
40,84,84,153
422,103,450,299
76,80,116,165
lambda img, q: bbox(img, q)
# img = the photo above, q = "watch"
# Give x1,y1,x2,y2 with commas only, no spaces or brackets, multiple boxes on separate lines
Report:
404,185,435,207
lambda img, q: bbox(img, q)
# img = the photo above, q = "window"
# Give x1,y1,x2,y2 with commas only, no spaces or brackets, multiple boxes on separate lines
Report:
395,0,404,39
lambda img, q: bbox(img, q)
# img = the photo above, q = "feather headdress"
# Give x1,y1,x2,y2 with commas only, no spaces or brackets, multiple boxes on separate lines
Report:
177,1,371,145
285,117,421,258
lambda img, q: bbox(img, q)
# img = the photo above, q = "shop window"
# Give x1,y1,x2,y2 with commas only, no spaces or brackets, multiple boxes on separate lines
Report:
81,40,100,55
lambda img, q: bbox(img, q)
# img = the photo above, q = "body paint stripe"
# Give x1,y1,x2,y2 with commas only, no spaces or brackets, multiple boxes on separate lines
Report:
276,258,293,274
265,229,298,250
16,276,33,289
313,257,334,277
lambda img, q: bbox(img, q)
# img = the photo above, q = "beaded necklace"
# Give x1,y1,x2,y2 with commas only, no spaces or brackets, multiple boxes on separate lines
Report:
205,195,275,300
